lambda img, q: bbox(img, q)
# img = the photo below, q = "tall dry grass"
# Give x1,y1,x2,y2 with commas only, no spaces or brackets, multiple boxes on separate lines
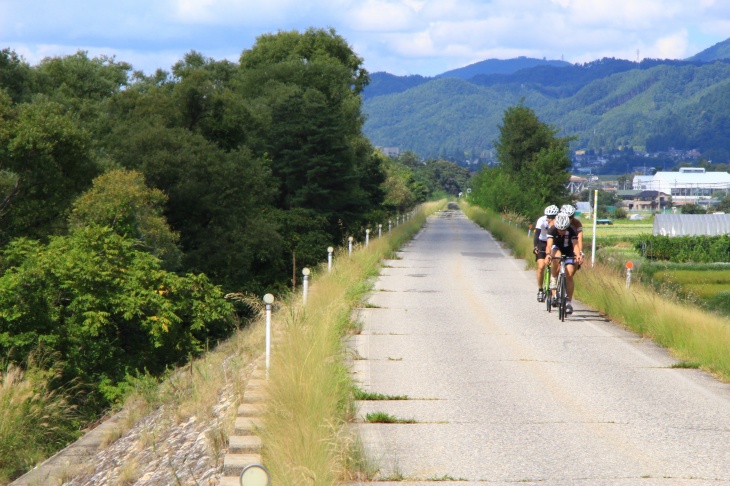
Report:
260,201,446,485
0,352,79,484
576,262,730,380
460,200,730,382
460,202,535,267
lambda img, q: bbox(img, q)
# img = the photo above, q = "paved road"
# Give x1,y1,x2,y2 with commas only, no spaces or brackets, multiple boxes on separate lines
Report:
350,206,730,485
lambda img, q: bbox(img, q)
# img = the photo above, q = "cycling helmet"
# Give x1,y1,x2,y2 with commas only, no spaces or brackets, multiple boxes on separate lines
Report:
560,204,576,217
544,205,560,217
554,213,571,230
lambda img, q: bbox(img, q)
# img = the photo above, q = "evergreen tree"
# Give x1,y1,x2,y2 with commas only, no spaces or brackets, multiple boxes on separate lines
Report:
472,103,573,216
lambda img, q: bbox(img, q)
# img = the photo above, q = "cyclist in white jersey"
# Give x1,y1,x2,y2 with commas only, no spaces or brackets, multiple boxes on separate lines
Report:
533,205,559,302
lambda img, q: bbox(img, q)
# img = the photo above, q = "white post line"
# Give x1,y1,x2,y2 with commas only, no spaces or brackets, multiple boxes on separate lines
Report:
592,189,598,268
302,268,310,306
263,293,274,379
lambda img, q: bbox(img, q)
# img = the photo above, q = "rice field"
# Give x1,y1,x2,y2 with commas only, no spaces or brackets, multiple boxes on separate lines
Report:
583,219,653,243
584,219,730,315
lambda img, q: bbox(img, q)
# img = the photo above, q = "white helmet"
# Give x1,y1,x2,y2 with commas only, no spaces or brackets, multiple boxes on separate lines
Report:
544,205,560,216
560,204,576,217
554,213,571,230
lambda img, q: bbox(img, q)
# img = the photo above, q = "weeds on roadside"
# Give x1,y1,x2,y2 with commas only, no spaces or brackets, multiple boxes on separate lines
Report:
0,350,80,483
260,201,446,484
461,201,730,384
365,412,416,424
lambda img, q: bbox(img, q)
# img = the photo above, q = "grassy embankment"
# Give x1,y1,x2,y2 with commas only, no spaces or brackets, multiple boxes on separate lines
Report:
260,200,446,484
0,200,445,484
461,202,730,382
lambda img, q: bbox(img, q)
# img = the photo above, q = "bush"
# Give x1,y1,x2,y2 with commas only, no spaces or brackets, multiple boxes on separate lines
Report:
635,234,730,263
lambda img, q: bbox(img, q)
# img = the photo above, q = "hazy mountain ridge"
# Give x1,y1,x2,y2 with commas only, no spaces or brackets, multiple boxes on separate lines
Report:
363,39,730,162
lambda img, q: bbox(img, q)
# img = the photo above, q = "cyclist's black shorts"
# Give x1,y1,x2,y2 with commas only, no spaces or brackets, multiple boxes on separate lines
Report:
535,240,548,260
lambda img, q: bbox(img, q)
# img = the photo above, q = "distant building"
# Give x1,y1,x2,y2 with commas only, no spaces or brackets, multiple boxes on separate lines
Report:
566,175,586,194
622,190,671,211
632,168,730,205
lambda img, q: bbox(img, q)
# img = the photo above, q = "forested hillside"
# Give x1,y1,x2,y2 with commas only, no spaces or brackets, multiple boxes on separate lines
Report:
363,45,730,162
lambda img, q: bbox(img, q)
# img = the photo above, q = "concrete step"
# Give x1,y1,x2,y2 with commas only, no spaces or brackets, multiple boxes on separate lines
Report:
246,379,266,390
237,403,264,417
243,389,269,404
234,417,262,435
223,453,262,476
228,435,262,454
220,476,240,486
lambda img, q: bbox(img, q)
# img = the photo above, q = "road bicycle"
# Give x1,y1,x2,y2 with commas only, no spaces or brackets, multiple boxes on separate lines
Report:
555,255,570,321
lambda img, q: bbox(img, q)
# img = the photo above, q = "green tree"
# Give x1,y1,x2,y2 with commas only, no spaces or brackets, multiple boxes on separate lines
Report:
680,203,707,214
0,226,233,408
237,28,384,237
0,48,33,102
0,99,100,241
106,123,281,292
68,169,182,269
471,103,573,216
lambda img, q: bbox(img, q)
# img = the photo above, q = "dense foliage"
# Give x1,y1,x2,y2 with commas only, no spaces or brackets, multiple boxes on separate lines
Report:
468,104,572,218
362,54,730,162
0,28,457,431
635,234,730,263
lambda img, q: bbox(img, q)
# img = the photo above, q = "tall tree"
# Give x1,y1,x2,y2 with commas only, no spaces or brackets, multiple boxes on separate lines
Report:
471,103,573,216
237,28,383,237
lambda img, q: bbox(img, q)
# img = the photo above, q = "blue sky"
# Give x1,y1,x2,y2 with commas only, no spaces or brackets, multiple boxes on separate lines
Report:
1,0,729,77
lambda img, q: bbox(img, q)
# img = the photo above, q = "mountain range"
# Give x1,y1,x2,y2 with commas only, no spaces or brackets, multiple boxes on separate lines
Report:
362,38,730,165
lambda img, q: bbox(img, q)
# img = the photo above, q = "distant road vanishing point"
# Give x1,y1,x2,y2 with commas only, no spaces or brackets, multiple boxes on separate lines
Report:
350,204,730,485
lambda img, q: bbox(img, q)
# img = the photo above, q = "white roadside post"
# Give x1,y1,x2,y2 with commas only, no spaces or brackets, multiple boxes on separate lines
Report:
366,229,370,247
327,246,333,272
528,224,533,237
302,268,310,306
239,463,271,486
388,220,392,233
591,190,598,268
263,293,274,379
625,261,633,289
378,223,382,238
348,236,354,257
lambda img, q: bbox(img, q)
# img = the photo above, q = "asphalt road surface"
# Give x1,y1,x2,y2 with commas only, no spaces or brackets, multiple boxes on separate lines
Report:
350,205,730,485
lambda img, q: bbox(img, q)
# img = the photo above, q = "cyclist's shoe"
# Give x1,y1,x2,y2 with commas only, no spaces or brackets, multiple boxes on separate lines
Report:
549,278,557,290
565,302,573,314
552,298,559,308
537,290,545,302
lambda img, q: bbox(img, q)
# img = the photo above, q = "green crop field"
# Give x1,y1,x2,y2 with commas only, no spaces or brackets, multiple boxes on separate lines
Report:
583,218,730,316
583,219,653,241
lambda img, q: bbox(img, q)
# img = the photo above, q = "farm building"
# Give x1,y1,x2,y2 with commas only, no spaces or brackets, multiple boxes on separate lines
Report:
633,168,730,206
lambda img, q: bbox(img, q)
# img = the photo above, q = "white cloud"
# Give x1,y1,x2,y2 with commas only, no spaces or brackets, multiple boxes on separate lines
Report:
0,0,729,75
344,0,421,32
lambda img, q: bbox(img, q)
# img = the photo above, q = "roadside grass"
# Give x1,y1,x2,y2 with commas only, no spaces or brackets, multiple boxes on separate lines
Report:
353,388,409,401
575,262,730,380
460,202,535,268
0,352,80,483
364,412,416,424
259,200,446,484
461,203,730,383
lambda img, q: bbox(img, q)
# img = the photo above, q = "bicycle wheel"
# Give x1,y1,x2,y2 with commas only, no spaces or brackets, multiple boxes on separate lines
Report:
558,275,567,321
544,273,552,312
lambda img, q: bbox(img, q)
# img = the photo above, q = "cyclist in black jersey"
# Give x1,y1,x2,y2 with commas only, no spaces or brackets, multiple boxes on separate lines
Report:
545,213,583,314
